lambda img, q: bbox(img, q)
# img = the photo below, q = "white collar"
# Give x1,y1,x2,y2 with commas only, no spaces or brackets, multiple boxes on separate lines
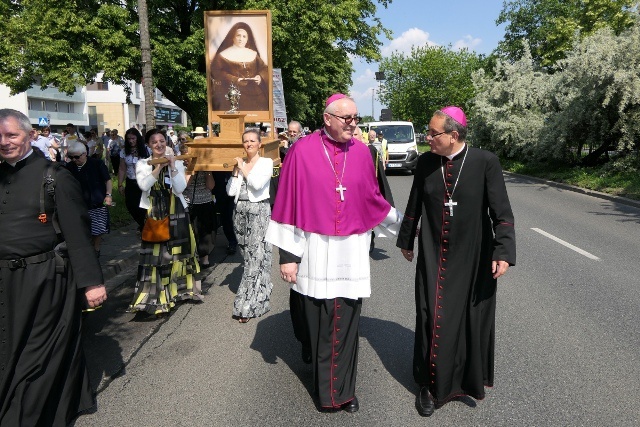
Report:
8,149,33,166
446,143,466,160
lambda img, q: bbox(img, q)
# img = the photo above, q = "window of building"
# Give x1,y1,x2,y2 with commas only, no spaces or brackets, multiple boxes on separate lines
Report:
87,82,109,91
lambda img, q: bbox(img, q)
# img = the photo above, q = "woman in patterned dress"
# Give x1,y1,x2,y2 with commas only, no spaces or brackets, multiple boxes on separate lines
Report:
226,129,273,323
127,129,202,315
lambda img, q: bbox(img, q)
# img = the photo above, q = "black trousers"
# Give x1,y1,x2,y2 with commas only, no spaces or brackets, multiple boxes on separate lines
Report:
301,293,362,408
124,178,146,230
188,202,217,258
214,194,237,247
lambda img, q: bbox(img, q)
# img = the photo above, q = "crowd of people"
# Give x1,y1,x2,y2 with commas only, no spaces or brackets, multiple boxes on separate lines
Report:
1,95,516,424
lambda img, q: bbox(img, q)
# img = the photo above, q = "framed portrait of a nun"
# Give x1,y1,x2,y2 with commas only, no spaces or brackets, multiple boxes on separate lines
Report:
205,10,273,125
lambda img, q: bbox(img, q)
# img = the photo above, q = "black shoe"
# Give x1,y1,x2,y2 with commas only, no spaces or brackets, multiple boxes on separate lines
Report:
416,386,435,417
301,345,312,364
341,396,359,413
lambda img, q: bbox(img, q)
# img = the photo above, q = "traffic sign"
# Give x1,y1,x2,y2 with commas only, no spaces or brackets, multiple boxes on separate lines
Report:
38,117,49,127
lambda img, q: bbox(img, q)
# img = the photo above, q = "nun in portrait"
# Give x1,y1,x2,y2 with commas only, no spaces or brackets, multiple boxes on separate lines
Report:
210,22,269,112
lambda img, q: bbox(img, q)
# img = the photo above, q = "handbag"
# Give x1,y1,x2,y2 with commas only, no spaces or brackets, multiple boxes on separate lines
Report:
141,178,172,243
141,216,169,242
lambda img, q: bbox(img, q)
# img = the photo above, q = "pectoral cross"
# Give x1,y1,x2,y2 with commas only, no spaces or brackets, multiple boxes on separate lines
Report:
444,197,457,216
336,184,347,201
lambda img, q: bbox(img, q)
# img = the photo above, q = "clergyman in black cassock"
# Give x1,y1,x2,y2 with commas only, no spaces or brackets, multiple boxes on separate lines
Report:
0,109,107,426
396,106,515,416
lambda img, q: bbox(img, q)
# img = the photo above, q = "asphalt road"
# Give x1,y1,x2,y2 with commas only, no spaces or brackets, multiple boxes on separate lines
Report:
76,172,640,427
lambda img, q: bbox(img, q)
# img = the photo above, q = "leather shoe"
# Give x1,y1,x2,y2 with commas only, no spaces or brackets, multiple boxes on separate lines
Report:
341,396,359,413
416,386,435,417
301,345,312,364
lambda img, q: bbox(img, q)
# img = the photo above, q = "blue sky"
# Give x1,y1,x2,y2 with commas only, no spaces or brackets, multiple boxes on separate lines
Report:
350,0,508,118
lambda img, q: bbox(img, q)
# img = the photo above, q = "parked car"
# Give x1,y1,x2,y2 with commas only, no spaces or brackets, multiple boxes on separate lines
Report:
361,121,419,173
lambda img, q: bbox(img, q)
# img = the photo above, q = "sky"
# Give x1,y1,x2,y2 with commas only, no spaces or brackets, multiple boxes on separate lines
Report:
350,0,508,119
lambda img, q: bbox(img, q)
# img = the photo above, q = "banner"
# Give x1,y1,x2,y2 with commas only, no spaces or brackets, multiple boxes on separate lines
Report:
272,68,287,128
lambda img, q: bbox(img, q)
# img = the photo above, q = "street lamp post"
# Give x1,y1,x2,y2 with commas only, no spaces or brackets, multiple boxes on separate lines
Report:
371,87,375,119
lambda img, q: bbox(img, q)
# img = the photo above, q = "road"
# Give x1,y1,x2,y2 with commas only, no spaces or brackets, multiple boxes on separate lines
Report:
76,172,640,427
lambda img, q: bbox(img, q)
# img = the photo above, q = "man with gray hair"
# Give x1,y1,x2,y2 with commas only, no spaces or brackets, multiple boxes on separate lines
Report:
0,109,106,425
265,94,402,413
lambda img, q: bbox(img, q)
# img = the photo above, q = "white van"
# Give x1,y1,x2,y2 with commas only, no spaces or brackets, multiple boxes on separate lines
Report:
363,121,419,173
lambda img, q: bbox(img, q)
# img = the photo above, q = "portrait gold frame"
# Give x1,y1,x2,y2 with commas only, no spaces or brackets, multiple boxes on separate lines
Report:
204,10,273,127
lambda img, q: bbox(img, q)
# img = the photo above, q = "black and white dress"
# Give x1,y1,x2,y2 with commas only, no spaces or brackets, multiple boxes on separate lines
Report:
232,179,273,318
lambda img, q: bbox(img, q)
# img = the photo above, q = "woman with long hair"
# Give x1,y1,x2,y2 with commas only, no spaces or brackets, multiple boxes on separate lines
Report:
210,21,269,111
118,128,149,232
127,129,202,315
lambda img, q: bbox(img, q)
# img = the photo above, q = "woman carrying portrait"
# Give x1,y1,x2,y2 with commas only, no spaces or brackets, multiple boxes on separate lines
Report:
183,145,216,268
210,21,269,111
118,128,149,232
226,129,273,323
127,129,202,315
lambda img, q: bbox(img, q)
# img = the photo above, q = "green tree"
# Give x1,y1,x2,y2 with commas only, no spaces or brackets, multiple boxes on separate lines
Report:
471,16,640,167
0,0,391,129
377,45,484,130
496,0,637,68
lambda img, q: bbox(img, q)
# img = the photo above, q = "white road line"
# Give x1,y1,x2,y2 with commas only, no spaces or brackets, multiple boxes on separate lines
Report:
531,228,601,261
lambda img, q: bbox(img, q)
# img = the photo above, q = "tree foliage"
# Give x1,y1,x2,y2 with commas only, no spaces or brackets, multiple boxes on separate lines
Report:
0,0,391,129
377,45,484,130
471,15,640,168
496,0,637,68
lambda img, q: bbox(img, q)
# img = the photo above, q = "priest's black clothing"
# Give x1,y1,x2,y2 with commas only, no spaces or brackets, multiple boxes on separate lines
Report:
367,144,394,207
396,145,516,406
0,153,103,426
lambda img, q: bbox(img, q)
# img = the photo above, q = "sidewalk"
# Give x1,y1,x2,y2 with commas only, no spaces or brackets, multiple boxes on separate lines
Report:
99,222,141,284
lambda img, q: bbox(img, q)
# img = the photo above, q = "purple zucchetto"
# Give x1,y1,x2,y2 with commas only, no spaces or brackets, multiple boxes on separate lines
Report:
325,93,348,107
440,106,467,128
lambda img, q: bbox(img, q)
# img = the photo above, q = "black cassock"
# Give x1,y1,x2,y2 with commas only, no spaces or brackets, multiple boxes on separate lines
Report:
367,144,395,207
396,145,516,406
0,153,103,426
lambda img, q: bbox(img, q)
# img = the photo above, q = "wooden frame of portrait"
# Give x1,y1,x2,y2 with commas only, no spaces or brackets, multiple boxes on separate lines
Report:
205,10,273,127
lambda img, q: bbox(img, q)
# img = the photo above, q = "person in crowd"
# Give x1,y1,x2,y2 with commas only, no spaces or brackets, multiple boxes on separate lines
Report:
360,129,395,252
183,145,216,268
226,129,273,323
65,142,112,256
168,129,178,146
397,106,516,417
61,122,86,162
210,22,269,111
86,128,102,158
264,94,402,413
127,129,202,315
0,109,106,426
118,128,149,232
352,125,365,143
374,131,388,168
191,126,207,139
39,126,61,161
30,127,51,160
107,129,124,175
212,170,238,254
177,131,191,155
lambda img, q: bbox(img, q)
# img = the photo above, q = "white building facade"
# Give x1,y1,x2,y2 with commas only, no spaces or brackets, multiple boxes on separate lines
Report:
0,73,187,135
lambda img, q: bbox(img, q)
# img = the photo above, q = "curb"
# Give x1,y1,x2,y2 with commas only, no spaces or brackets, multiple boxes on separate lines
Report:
504,171,640,209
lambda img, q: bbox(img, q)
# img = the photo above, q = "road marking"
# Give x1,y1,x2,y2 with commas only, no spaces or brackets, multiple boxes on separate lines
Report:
531,228,601,260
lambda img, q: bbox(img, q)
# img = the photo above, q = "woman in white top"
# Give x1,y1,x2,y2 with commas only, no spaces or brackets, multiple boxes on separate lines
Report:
127,129,202,315
118,128,149,231
226,129,273,323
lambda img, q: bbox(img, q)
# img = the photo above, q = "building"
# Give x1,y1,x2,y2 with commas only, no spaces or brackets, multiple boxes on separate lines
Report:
0,73,187,135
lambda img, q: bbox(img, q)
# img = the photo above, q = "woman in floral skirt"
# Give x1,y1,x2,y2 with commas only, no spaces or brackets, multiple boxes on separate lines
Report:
226,129,273,323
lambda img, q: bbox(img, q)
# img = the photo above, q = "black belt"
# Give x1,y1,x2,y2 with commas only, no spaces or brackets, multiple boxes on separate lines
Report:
0,251,56,269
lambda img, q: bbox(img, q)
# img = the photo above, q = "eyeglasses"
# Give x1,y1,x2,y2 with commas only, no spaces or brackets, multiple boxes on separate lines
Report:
69,154,84,160
327,113,362,125
426,130,449,139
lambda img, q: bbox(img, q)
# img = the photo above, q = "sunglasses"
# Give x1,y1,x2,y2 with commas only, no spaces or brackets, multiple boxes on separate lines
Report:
69,155,84,160
327,113,362,125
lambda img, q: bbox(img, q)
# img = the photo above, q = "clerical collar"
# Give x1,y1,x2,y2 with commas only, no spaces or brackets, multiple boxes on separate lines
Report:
7,149,34,166
446,143,466,160
322,128,348,145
